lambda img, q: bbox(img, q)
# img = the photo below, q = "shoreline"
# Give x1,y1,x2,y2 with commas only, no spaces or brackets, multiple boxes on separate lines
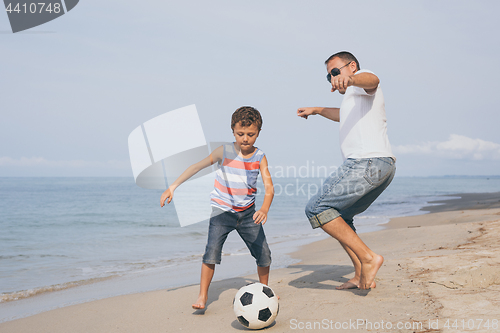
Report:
384,191,500,229
421,191,500,213
1,192,500,332
0,231,326,324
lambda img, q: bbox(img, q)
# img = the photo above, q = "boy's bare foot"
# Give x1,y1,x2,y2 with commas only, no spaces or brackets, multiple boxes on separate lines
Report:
359,254,384,289
336,279,376,290
192,295,207,310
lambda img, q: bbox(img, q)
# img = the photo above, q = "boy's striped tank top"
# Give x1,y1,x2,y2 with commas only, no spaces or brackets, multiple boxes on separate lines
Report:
210,143,265,213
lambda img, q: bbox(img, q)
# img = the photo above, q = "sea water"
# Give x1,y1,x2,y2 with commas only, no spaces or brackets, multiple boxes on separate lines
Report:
1,176,499,322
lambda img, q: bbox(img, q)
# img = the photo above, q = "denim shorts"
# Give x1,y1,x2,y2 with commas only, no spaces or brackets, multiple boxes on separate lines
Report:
305,157,396,232
203,205,272,267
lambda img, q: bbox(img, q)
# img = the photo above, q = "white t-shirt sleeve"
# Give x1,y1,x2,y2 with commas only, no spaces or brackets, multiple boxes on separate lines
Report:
351,69,378,96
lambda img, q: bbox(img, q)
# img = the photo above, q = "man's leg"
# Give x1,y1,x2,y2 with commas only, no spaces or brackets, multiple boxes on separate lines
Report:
192,263,215,309
334,158,395,288
320,216,383,289
336,242,376,289
305,158,395,289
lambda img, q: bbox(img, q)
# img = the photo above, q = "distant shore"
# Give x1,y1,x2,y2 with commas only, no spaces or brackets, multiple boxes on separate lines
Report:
421,191,500,212
1,192,500,332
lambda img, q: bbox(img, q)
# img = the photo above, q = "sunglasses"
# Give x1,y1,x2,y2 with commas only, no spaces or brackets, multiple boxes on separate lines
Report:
326,61,352,83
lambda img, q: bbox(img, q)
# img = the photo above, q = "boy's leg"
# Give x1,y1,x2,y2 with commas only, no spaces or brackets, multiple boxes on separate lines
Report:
257,266,270,285
320,216,383,289
192,263,215,309
195,208,236,309
236,207,272,282
257,266,279,300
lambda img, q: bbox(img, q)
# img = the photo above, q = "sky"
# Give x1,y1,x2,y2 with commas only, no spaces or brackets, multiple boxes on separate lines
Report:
1,0,500,177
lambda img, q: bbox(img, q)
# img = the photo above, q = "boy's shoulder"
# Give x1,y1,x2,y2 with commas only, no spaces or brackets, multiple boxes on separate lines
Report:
254,147,266,157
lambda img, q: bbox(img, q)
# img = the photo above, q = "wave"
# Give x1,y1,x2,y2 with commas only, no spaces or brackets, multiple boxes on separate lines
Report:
355,215,393,219
0,254,69,260
0,276,116,303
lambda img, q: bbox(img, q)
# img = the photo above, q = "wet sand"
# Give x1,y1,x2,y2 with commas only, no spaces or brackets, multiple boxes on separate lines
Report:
1,192,499,332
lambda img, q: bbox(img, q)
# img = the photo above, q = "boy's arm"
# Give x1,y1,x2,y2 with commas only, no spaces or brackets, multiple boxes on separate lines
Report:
253,155,274,224
160,146,223,206
297,107,340,122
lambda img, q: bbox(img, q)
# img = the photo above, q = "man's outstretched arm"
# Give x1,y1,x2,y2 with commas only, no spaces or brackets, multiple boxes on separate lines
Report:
331,72,380,94
297,107,339,122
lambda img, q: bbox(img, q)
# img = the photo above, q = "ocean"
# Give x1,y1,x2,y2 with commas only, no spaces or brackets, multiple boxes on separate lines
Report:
1,176,499,322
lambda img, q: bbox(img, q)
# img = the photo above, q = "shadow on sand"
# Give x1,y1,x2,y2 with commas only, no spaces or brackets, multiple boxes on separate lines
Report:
287,264,370,296
191,276,261,315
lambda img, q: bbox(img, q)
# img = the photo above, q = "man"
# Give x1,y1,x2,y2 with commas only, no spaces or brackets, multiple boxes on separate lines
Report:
297,51,396,290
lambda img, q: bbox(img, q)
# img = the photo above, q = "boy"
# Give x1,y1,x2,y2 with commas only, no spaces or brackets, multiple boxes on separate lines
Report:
160,106,274,310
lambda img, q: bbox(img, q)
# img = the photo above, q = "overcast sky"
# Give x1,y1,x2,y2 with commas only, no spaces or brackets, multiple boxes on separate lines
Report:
1,0,500,177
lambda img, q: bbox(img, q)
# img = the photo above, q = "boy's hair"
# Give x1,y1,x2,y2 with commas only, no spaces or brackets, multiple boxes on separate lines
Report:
325,51,360,71
231,106,263,131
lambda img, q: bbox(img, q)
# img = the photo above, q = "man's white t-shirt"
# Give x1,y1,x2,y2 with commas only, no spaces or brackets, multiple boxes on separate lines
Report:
339,69,395,161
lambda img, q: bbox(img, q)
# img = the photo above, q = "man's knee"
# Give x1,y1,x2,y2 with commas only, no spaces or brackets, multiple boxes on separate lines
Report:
304,198,317,219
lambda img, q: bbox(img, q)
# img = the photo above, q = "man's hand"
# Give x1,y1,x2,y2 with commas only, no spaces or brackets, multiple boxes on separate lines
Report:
298,107,339,122
297,107,318,119
330,74,353,94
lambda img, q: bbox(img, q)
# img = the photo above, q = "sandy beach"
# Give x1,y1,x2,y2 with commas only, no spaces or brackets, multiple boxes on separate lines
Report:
1,192,500,333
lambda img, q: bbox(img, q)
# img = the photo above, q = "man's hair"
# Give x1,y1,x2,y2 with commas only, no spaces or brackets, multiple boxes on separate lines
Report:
325,51,360,71
231,106,262,131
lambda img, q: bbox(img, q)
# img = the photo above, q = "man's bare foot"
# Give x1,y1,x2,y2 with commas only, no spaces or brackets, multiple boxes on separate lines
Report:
192,294,207,310
336,279,376,290
359,254,384,289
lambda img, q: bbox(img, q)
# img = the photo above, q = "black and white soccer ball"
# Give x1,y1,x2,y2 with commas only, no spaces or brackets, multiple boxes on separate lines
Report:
233,282,279,329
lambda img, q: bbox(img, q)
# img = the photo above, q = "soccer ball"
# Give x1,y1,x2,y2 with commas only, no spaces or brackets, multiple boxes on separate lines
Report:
233,282,279,329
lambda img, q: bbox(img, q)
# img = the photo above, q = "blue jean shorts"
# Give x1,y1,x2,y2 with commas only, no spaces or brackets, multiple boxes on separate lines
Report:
203,205,272,267
305,157,396,232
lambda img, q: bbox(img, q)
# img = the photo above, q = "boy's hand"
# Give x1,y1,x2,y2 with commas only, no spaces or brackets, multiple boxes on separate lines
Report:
253,209,268,225
160,188,174,207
